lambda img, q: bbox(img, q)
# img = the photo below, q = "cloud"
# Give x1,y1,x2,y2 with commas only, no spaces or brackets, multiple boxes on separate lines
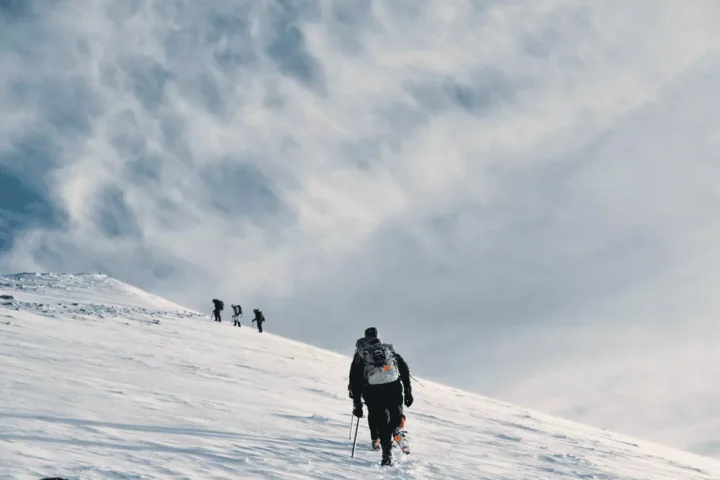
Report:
3,0,720,455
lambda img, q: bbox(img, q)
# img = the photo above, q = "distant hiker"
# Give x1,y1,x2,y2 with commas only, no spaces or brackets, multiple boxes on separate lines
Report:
231,304,242,327
212,299,224,322
349,327,413,466
252,309,265,333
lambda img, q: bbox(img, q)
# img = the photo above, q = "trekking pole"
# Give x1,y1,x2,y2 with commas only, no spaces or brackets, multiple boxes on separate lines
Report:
348,413,354,439
351,415,360,458
410,374,425,388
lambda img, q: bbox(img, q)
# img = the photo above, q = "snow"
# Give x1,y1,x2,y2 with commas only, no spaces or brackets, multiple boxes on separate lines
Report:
2,274,720,479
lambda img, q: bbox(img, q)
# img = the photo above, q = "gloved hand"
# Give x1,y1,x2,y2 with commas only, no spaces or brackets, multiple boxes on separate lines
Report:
404,389,414,407
348,386,354,399
353,404,364,418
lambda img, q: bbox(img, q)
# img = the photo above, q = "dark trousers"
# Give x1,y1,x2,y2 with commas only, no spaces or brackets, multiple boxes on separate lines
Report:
257,321,263,332
213,309,221,322
367,410,380,441
362,381,404,454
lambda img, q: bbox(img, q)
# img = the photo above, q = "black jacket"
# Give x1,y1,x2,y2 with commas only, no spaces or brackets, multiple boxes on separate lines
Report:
348,340,411,402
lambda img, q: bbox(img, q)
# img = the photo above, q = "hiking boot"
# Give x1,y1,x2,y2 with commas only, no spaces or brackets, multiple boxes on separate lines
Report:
372,438,380,451
381,452,393,466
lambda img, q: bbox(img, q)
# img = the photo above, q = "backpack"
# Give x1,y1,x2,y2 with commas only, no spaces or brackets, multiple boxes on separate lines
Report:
213,299,224,310
354,337,370,356
360,342,399,386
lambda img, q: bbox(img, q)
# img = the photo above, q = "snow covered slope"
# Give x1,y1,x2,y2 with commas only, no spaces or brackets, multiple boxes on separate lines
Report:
2,274,720,479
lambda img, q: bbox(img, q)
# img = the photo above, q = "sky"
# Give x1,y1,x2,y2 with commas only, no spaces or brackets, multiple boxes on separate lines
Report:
3,0,720,456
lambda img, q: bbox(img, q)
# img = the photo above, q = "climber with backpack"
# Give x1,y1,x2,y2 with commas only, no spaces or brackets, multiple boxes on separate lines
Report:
252,308,266,332
231,304,242,327
212,299,224,322
348,327,414,466
348,329,382,449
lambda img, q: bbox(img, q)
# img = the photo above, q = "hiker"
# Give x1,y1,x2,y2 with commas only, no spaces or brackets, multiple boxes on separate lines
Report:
252,309,265,333
231,304,242,327
349,327,413,466
348,329,382,449
212,299,224,322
